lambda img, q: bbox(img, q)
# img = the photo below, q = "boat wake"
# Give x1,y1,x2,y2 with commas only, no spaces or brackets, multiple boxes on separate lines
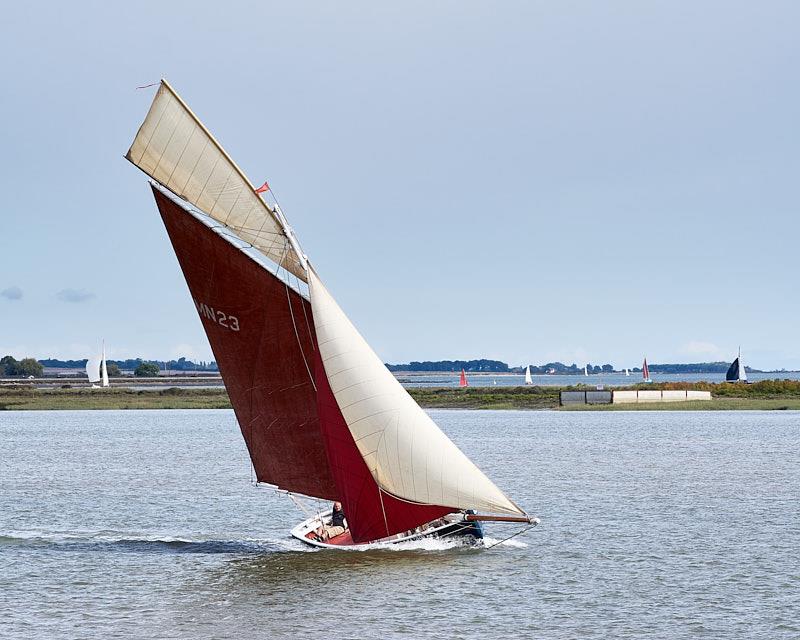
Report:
0,530,528,553
0,530,313,554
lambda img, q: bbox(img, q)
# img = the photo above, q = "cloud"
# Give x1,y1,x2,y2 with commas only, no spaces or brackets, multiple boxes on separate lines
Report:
1,286,23,301
56,288,96,303
680,341,725,359
169,343,214,361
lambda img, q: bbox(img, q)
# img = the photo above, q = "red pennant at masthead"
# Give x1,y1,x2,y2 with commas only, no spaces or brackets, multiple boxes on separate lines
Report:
255,181,270,194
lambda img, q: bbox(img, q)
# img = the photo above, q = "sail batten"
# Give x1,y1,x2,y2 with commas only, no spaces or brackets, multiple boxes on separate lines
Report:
126,80,306,281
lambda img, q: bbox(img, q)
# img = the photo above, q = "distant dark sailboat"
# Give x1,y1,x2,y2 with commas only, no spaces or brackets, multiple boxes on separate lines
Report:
726,348,748,383
126,80,535,549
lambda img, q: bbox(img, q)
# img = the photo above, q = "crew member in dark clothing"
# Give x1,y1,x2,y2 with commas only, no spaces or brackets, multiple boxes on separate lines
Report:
330,502,346,529
315,501,347,541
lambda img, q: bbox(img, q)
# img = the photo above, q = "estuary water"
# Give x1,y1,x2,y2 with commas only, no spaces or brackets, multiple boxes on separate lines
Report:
396,371,800,388
1,409,798,639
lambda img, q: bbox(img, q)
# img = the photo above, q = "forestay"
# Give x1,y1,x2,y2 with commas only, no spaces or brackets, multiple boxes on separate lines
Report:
126,80,306,281
308,268,524,517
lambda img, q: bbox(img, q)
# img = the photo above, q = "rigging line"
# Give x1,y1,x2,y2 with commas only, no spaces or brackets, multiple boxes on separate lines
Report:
283,242,317,392
299,292,315,349
483,524,537,550
287,493,313,518
377,487,390,538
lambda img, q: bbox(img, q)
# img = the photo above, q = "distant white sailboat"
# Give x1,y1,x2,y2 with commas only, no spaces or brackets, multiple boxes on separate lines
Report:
624,368,630,376
584,365,589,377
86,341,110,388
524,365,533,385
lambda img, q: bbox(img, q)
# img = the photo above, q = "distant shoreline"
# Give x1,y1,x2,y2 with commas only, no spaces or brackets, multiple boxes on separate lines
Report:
2,381,799,411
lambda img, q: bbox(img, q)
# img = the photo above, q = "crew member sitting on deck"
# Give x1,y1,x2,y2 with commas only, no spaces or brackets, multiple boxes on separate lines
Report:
315,502,347,541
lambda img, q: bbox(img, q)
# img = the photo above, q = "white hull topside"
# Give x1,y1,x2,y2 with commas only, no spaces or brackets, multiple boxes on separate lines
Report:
290,509,484,550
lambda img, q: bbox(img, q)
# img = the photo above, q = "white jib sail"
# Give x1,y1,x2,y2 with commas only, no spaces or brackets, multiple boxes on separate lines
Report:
308,268,523,516
126,80,306,281
524,366,532,385
101,342,109,387
86,355,101,383
739,349,747,382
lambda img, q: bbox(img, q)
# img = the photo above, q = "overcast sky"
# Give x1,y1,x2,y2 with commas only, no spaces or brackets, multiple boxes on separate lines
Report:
1,1,798,369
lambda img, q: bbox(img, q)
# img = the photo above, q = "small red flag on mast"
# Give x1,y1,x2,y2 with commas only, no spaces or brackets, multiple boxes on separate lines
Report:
255,181,270,194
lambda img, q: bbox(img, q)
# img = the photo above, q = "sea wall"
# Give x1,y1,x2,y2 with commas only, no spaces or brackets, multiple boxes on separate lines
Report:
612,389,711,404
559,389,712,406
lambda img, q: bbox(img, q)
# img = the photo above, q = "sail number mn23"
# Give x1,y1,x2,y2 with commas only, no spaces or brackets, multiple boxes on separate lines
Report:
194,299,240,331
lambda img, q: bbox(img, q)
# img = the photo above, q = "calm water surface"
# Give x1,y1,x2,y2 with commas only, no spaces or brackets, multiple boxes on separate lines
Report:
1,409,798,639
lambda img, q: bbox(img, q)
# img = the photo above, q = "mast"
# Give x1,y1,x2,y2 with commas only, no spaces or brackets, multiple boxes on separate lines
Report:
101,340,109,387
739,346,747,382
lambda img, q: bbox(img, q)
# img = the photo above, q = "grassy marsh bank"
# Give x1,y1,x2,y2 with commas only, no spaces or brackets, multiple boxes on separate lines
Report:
0,387,232,411
1,380,799,411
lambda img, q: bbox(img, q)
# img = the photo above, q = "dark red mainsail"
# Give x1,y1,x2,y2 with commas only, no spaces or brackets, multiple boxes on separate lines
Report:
152,185,337,500
153,185,453,541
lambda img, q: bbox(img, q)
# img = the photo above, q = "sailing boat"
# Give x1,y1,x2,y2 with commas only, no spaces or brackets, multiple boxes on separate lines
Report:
642,357,652,383
524,365,533,385
624,368,630,376
725,347,748,383
459,368,469,387
86,341,109,388
126,80,535,549
584,365,589,377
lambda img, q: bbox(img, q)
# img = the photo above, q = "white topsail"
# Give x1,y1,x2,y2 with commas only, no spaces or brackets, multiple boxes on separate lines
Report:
308,268,523,516
86,354,101,383
126,80,306,281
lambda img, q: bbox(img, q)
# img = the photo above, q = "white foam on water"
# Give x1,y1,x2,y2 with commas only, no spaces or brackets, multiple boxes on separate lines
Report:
481,536,529,549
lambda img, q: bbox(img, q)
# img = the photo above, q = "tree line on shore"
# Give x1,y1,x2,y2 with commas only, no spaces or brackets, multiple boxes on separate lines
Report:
386,360,765,374
3,354,777,379
2,355,162,378
38,356,219,372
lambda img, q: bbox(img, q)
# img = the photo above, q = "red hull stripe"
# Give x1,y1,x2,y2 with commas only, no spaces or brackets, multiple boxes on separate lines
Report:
152,186,338,500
